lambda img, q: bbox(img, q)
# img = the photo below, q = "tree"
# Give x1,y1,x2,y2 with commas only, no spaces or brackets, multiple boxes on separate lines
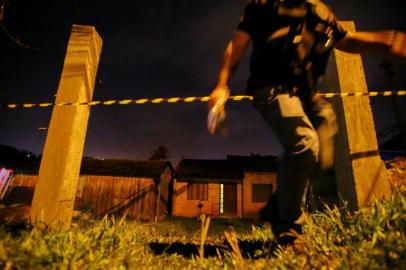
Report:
0,144,40,172
148,145,170,160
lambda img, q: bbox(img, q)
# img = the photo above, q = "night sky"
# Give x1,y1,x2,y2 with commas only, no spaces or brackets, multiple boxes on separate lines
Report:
1,0,405,164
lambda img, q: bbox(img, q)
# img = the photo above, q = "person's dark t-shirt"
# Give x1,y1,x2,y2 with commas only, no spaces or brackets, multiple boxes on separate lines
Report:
237,0,347,94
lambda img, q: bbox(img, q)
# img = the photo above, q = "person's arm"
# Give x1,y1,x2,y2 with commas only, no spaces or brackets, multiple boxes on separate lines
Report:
208,31,251,110
334,30,406,61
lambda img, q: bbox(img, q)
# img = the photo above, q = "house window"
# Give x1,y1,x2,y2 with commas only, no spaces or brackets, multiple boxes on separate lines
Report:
187,183,208,200
252,184,273,203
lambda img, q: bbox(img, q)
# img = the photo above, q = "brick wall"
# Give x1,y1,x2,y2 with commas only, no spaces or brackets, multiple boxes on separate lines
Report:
242,172,277,217
172,180,221,217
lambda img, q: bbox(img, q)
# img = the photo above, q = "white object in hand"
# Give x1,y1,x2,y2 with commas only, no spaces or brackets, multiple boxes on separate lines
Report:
207,88,230,135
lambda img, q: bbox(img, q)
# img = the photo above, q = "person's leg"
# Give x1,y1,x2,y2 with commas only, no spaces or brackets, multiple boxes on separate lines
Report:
253,88,319,240
302,94,338,212
304,95,338,171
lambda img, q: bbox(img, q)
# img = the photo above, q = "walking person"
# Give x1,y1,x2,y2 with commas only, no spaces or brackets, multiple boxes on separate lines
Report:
208,0,406,246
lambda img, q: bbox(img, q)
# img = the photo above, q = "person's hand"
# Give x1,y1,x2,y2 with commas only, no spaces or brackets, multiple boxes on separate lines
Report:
390,31,406,62
207,86,230,135
208,86,230,111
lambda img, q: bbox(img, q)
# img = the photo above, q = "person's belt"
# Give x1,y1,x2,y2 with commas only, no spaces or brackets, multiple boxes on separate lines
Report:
252,85,300,104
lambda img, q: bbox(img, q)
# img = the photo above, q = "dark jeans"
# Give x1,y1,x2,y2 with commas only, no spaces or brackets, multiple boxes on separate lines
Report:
253,87,337,231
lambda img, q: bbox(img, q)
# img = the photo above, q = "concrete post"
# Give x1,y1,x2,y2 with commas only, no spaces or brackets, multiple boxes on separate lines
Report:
324,21,391,210
30,25,102,229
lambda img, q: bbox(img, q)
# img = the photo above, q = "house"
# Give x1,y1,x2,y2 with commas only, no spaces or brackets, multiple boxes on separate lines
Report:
3,158,173,222
172,155,278,218
76,158,173,222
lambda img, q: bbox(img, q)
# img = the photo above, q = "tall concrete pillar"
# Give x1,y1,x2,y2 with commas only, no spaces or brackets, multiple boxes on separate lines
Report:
30,25,102,229
324,21,391,210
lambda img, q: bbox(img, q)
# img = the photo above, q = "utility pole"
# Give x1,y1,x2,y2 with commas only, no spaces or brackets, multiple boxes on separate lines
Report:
30,25,102,229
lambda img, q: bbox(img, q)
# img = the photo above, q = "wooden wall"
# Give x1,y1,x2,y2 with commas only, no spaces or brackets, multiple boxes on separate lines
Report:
242,172,277,217
8,174,38,187
2,174,37,205
154,166,172,221
75,176,157,222
6,173,171,222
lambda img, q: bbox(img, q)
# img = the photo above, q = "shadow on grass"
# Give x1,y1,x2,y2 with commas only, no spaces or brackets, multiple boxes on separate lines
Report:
0,221,32,237
149,239,277,259
153,217,256,236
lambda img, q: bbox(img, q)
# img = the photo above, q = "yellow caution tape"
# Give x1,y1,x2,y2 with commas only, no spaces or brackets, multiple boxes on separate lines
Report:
118,99,133,105
168,98,180,103
152,98,164,104
103,100,116,105
316,90,406,98
39,103,53,107
1,90,404,109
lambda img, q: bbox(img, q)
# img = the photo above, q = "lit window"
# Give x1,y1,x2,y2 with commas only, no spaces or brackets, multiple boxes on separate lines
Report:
219,184,224,214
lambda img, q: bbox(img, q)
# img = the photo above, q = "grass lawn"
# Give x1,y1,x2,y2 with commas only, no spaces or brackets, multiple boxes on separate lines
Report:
0,190,405,269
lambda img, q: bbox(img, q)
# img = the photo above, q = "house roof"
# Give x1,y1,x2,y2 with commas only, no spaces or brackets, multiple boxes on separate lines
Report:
175,155,278,182
175,159,243,181
80,158,172,178
227,155,278,172
1,153,173,178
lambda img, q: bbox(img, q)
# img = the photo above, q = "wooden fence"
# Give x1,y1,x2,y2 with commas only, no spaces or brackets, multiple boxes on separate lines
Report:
5,174,169,222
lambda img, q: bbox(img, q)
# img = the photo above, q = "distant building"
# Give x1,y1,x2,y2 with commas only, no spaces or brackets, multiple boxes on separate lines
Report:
3,158,174,222
172,155,278,218
3,151,280,221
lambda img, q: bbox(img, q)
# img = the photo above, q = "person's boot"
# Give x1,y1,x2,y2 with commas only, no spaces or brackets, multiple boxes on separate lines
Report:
258,194,305,253
258,192,279,225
